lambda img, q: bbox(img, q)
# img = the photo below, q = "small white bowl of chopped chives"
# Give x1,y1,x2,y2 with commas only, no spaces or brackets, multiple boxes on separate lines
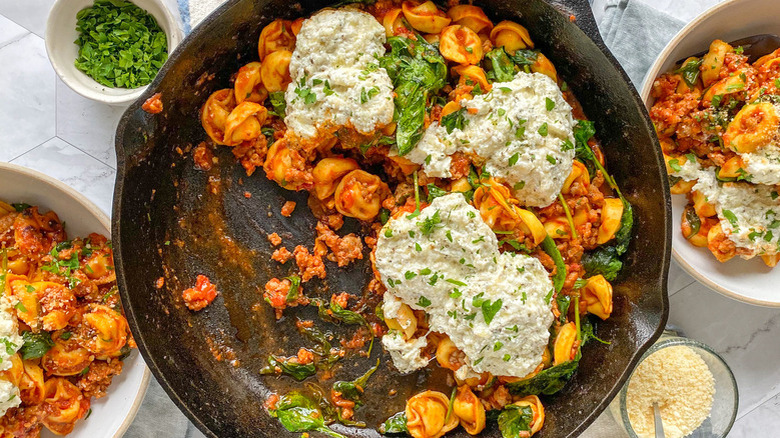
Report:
609,334,738,438
45,0,183,105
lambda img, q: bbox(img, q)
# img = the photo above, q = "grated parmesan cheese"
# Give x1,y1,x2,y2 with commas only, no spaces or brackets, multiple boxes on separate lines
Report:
626,345,715,438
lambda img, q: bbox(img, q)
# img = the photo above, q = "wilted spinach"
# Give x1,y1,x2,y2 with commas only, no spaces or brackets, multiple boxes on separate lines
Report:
380,36,447,155
332,359,380,409
572,120,634,279
497,404,534,438
269,392,346,438
485,47,516,82
506,359,579,396
540,236,566,294
380,412,408,434
20,331,53,360
260,354,316,381
674,58,703,89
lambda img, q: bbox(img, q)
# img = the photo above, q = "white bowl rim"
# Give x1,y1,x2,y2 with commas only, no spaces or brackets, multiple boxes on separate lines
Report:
44,0,183,105
0,161,152,436
640,0,780,308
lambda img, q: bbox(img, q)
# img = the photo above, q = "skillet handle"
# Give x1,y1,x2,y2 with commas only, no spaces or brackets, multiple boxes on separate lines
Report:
547,0,605,47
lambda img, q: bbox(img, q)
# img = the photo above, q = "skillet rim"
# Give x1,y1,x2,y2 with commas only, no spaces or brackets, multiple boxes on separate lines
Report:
112,0,671,436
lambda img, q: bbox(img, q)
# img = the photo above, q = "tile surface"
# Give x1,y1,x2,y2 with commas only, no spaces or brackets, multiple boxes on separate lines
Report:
55,77,123,168
0,0,54,37
0,32,55,161
10,137,116,214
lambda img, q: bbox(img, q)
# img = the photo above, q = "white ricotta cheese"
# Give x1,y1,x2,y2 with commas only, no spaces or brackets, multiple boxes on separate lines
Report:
381,330,430,374
0,380,19,417
673,160,780,257
740,141,780,185
405,72,576,207
0,293,23,416
376,194,554,377
285,9,394,138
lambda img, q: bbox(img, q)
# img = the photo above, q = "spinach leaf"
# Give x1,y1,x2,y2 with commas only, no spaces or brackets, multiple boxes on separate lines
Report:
683,206,701,239
268,91,287,117
11,203,30,212
506,360,579,396
261,355,316,381
674,58,703,89
614,198,634,256
581,317,610,346
556,294,571,324
380,36,447,155
380,412,408,434
497,404,534,438
270,392,346,438
485,48,516,82
540,236,566,294
285,275,301,302
314,299,374,355
332,359,379,409
581,246,622,281
510,49,538,67
426,184,448,203
440,108,468,134
20,331,53,360
573,119,634,269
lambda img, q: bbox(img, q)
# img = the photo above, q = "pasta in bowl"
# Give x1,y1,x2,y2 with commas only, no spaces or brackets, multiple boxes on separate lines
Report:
194,1,634,437
0,163,149,438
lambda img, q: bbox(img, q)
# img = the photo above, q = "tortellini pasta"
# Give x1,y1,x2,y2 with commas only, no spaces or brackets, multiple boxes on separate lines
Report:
234,62,268,104
723,102,779,154
452,386,485,435
553,322,578,365
405,390,459,438
9,280,76,332
201,89,236,145
510,396,545,435
597,198,624,244
260,50,292,93
258,19,296,60
81,304,129,359
490,21,533,54
312,157,360,200
581,275,613,320
42,378,90,435
334,170,389,221
447,5,492,34
402,1,451,34
439,25,483,65
223,102,268,146
41,334,93,376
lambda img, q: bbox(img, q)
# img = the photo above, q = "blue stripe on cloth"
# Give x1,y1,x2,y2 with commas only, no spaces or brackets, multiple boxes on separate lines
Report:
177,0,193,34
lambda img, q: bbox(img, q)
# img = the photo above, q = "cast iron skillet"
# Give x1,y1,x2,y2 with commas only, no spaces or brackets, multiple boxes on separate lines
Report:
113,0,671,437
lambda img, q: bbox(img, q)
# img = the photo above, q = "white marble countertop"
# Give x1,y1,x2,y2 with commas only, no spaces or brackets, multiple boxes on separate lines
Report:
0,0,777,436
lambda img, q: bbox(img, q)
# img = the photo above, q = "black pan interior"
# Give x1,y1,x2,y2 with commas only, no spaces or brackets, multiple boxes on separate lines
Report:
113,0,671,437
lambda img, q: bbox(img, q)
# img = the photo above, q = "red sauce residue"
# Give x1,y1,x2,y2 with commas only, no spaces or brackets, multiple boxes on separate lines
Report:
182,274,218,311
155,277,165,289
142,92,163,114
281,201,297,217
267,232,282,246
271,247,292,264
193,143,214,171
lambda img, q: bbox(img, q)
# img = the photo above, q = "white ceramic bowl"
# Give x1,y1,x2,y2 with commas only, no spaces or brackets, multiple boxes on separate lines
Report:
45,0,183,106
0,162,150,437
640,0,780,307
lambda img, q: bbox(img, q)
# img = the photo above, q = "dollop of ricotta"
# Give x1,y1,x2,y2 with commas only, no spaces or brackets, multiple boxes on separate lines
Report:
673,159,780,257
376,194,554,377
285,9,394,138
0,291,23,416
405,72,576,207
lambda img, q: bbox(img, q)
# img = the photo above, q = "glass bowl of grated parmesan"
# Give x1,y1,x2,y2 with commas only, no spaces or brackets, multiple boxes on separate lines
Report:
609,334,738,438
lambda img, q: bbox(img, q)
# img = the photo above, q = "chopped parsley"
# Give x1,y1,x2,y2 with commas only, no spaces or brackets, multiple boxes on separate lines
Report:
538,123,548,137
419,210,443,236
545,97,555,111
508,153,519,166
417,296,432,307
722,209,739,231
